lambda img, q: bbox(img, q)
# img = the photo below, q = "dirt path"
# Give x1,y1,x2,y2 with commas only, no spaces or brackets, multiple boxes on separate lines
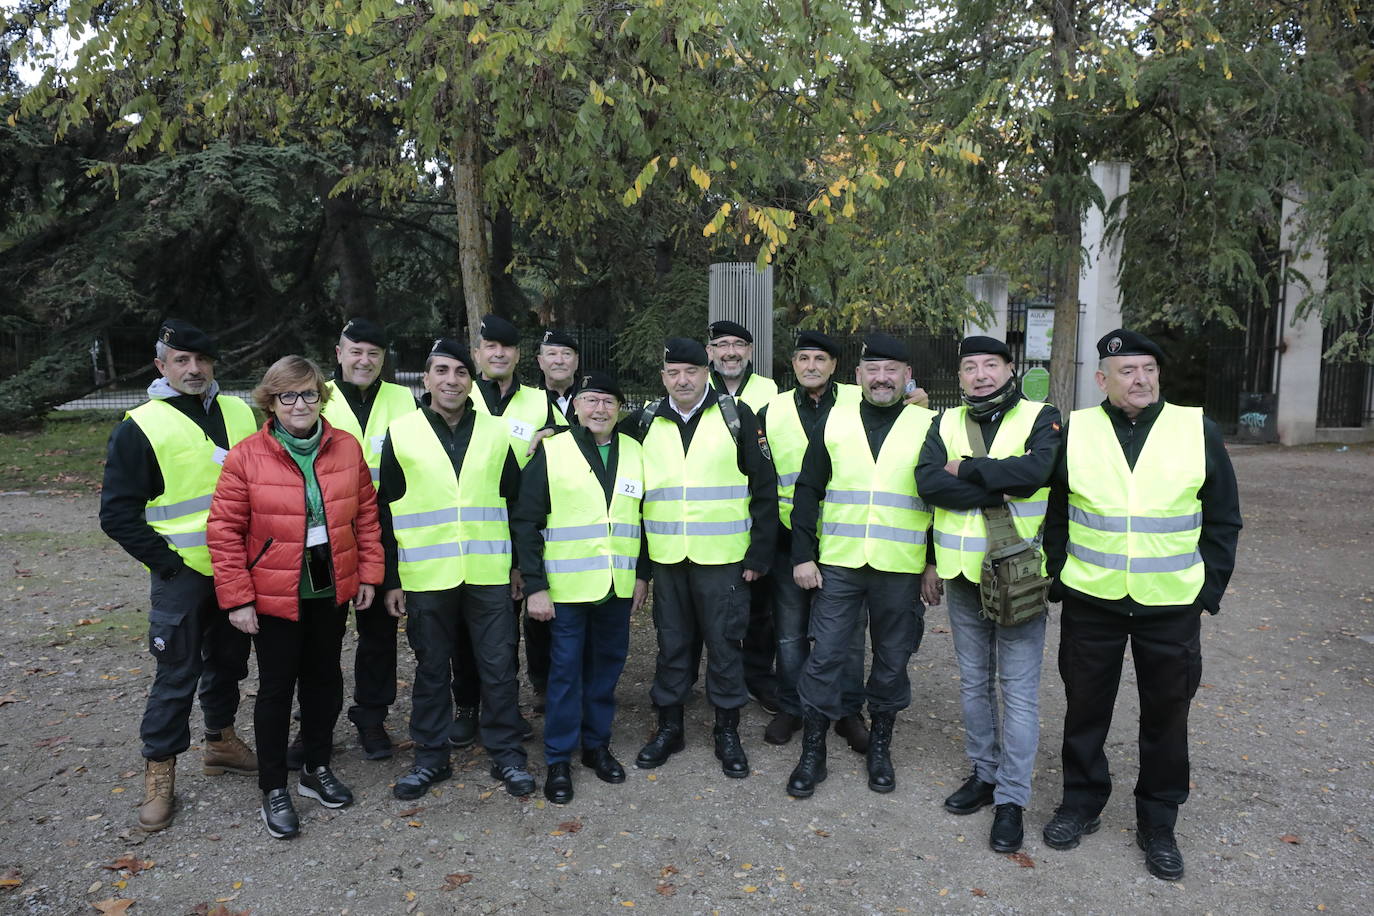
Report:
0,444,1370,915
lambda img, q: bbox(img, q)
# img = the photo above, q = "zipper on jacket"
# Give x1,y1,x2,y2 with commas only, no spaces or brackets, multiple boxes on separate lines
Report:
248,537,274,570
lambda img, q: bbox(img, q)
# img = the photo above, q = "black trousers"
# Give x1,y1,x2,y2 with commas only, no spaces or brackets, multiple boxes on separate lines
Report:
649,560,749,710
253,598,348,792
408,585,526,770
348,601,398,728
449,602,550,708
141,570,251,760
1058,595,1203,830
687,579,776,696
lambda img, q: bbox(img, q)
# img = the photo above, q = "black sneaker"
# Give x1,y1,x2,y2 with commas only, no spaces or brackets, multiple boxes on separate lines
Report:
261,787,299,839
298,765,354,808
356,722,393,760
490,763,536,797
1137,826,1185,881
393,764,453,800
1042,806,1102,850
449,707,478,748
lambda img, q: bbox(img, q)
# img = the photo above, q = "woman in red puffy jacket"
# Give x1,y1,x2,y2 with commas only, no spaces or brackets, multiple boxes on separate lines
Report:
208,355,383,840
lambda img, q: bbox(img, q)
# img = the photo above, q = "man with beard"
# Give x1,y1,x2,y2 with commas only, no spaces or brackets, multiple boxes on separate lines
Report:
786,333,940,799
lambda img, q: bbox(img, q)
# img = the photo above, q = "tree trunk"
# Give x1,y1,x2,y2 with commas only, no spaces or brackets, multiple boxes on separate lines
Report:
318,173,378,321
453,117,492,342
1047,0,1083,413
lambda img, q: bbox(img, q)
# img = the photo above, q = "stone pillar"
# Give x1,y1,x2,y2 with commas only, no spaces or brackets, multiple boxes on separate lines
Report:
1276,192,1327,446
964,272,1008,340
1076,161,1131,409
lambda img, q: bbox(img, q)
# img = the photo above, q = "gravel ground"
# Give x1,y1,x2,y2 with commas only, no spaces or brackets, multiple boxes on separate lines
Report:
0,443,1371,915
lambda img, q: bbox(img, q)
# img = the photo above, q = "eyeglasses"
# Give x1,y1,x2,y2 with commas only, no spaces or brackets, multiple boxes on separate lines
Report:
275,390,321,405
709,340,750,351
576,396,619,410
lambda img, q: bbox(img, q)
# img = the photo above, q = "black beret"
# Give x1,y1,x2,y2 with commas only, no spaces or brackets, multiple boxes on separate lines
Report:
576,370,624,403
157,319,218,360
959,335,1012,362
708,319,753,344
859,332,909,363
539,329,579,352
340,316,388,348
1097,329,1165,363
427,337,476,377
663,337,709,366
478,314,520,346
794,329,840,359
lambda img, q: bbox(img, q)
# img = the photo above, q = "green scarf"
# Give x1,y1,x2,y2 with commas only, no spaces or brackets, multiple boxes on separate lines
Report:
272,420,334,599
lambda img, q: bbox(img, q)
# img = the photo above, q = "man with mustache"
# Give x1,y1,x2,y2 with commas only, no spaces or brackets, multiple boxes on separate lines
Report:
376,338,535,800
786,333,940,799
627,338,778,779
100,319,259,831
1040,329,1240,881
755,330,869,751
318,317,420,761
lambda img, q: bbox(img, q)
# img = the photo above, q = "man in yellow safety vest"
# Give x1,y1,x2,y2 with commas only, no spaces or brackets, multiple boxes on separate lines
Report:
100,319,258,832
1040,329,1241,882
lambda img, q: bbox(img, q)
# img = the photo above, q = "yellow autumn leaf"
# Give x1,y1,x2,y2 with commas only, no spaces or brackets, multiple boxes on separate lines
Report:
668,156,679,168
689,164,710,190
894,159,906,178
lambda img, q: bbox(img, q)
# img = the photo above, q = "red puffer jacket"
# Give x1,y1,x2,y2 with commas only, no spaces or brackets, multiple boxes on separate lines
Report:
208,419,384,621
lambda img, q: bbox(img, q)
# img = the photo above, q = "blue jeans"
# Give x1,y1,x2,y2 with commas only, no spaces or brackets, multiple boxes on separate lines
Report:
773,550,865,718
544,597,633,764
945,577,1047,807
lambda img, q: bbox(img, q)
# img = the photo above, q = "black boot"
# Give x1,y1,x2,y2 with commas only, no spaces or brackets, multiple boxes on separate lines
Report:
867,711,896,793
786,713,829,798
712,706,750,779
635,706,685,769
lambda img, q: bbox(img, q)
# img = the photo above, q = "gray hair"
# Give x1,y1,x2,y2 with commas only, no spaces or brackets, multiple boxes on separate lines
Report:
155,340,169,362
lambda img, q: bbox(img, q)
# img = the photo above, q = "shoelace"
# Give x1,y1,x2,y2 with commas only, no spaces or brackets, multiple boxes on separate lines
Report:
267,792,293,814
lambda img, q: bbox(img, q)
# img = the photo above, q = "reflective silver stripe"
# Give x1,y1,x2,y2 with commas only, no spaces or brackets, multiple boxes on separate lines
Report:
1008,500,1048,518
542,523,607,542
393,507,459,529
545,554,639,574
370,468,381,484
463,539,511,555
609,523,642,539
1130,551,1202,573
398,542,460,562
685,485,749,500
1067,542,1128,570
868,524,924,545
871,491,927,513
778,496,793,505
824,489,871,505
461,507,509,522
397,539,510,563
821,522,868,538
933,530,987,552
643,519,751,536
1130,513,1202,534
145,494,213,523
1068,506,1128,532
162,531,207,549
645,487,683,502
777,471,801,487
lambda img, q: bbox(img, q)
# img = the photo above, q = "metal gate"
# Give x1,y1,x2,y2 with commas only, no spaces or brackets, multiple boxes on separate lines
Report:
708,263,773,378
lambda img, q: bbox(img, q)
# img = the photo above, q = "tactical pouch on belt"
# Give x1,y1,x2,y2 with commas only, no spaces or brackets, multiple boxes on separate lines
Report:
965,414,1049,627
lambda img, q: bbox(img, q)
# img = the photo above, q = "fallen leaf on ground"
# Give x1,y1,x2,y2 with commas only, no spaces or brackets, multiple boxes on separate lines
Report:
558,820,583,834
655,883,676,896
34,735,70,748
0,693,20,707
395,807,423,818
1279,834,1301,844
0,866,22,888
91,899,134,915
1007,852,1035,868
442,873,473,891
813,828,831,837
972,887,988,897
102,856,154,875
76,618,103,626
659,865,679,877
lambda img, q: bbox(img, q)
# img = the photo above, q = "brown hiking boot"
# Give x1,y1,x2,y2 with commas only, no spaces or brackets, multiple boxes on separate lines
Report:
138,757,176,832
203,725,258,776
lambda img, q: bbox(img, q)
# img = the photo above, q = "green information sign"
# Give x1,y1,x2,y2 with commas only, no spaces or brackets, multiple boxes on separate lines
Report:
1021,366,1050,401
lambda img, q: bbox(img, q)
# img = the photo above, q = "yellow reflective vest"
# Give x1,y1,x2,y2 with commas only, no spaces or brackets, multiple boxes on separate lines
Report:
731,373,778,412
472,382,551,468
932,401,1051,581
127,396,257,576
541,432,644,602
641,402,751,565
386,409,512,590
321,379,417,487
1062,403,1205,606
766,383,860,530
819,402,936,573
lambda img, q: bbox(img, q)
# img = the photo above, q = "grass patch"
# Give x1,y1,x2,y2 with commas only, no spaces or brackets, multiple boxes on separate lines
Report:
0,410,121,492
